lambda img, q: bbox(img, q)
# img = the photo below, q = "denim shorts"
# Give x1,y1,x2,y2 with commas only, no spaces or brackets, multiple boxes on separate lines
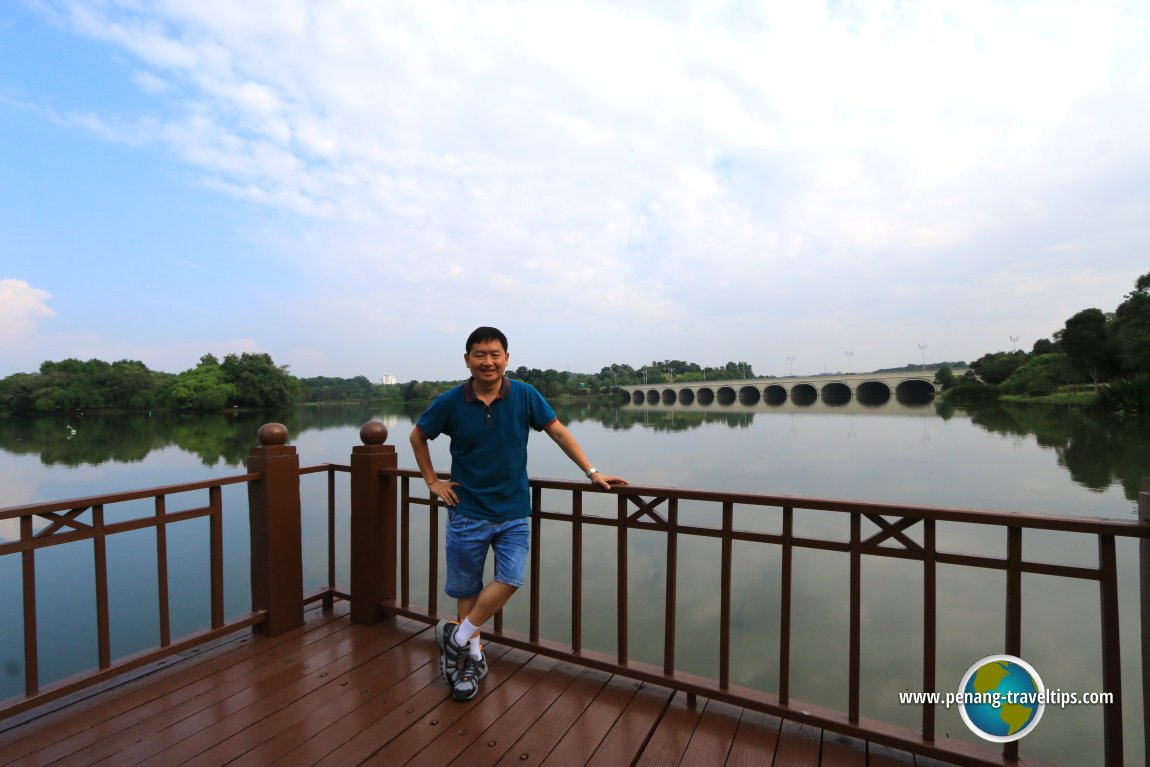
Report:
445,512,530,598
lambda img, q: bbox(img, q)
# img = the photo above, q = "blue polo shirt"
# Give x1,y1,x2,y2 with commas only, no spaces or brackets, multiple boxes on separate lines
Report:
415,376,558,521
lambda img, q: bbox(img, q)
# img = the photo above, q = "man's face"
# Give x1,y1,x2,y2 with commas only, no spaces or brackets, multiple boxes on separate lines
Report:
464,339,509,384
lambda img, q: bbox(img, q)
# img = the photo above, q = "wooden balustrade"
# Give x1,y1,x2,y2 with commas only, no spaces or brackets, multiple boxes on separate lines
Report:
1,420,1147,767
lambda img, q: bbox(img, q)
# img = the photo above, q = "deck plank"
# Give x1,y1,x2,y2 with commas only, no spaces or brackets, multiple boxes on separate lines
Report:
725,708,783,766
0,607,987,767
78,621,369,766
633,690,705,767
586,681,674,765
0,604,352,767
820,730,867,767
678,698,742,766
490,665,615,766
772,719,823,767
178,618,427,766
540,674,644,767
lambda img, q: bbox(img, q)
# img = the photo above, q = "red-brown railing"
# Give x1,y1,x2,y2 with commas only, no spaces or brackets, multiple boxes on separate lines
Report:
0,423,351,720
1,420,1146,767
368,432,1150,767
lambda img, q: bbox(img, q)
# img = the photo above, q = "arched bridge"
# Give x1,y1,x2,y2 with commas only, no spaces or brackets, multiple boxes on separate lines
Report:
619,370,964,406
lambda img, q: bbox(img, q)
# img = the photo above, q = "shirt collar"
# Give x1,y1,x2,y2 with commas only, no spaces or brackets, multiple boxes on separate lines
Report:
464,376,510,402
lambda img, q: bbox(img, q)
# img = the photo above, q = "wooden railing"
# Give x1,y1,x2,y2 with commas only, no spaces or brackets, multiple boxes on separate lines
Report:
0,423,351,720
2,419,1146,767
348,423,1150,767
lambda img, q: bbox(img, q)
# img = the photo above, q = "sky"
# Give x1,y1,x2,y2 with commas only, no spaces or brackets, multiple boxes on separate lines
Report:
1,1,1148,383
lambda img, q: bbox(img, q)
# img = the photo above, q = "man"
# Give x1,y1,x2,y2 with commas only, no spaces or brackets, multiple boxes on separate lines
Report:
410,326,626,701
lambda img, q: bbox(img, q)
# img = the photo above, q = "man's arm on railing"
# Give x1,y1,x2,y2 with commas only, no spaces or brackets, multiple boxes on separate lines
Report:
409,426,460,505
542,421,627,490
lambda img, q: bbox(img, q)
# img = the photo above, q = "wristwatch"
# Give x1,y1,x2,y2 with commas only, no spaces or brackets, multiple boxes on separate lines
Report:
584,467,599,478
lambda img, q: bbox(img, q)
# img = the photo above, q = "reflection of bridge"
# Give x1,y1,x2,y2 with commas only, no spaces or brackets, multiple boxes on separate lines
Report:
619,370,965,406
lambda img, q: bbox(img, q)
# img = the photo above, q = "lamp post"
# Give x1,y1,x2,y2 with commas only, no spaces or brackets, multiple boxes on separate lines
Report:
918,344,928,371
844,351,854,374
1010,335,1019,353
787,356,795,376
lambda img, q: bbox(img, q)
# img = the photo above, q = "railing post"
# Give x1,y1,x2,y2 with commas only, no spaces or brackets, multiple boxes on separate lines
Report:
247,423,304,636
349,420,397,624
1139,476,1150,765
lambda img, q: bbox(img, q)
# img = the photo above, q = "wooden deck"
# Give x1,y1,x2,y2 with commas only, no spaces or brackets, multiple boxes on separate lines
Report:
0,603,957,766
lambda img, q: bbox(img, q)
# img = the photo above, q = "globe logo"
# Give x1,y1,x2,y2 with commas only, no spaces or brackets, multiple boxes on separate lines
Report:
957,655,1045,742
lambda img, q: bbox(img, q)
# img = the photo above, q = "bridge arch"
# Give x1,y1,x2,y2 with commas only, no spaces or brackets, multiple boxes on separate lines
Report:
738,385,761,405
764,385,787,405
820,382,852,405
697,387,714,405
678,388,695,404
856,380,891,406
716,386,737,405
895,379,935,401
790,383,817,405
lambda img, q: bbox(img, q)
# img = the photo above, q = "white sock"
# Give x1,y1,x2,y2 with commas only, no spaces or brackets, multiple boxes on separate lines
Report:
469,633,483,659
454,617,478,647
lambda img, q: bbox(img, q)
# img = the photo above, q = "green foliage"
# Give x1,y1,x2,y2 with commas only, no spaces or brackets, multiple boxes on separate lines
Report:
402,380,451,401
934,366,956,391
1056,308,1117,387
970,350,1028,385
220,353,302,408
0,358,172,414
1112,273,1150,375
169,355,236,410
1093,375,1150,417
945,380,1001,403
299,375,380,402
1000,353,1076,396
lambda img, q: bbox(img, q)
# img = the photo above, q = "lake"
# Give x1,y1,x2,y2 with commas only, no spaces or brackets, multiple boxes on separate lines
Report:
1,396,1147,765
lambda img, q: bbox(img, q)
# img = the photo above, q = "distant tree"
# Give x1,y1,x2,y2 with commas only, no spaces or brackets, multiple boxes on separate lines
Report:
0,372,39,415
1056,308,1117,389
299,375,377,402
970,351,1028,385
1031,338,1058,355
220,352,301,407
168,355,236,410
108,359,167,409
1001,353,1076,396
934,366,956,391
1111,272,1150,375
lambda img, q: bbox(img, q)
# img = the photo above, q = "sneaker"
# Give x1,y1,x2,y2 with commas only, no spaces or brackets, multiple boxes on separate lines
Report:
471,646,488,680
452,654,480,701
434,620,468,686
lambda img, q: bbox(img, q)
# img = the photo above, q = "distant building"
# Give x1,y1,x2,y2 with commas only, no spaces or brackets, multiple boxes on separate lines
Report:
380,374,398,385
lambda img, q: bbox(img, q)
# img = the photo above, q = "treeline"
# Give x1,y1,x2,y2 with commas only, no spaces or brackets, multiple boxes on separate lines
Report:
0,353,759,416
947,271,1150,413
0,353,302,415
7,271,1146,417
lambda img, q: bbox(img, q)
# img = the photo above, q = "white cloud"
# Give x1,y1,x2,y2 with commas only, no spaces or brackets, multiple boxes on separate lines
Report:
0,279,55,345
10,1,1150,377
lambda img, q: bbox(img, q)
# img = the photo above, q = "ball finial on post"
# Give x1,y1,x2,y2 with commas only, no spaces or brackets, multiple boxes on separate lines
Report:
257,423,289,446
360,420,389,445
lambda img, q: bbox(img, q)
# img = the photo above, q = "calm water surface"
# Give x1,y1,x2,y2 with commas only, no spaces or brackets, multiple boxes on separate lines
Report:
1,398,1147,765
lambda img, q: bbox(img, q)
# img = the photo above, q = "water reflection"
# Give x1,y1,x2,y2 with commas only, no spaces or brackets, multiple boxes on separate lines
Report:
1,397,1146,502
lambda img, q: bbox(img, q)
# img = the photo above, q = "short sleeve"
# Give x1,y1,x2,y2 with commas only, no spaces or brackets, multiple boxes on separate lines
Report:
416,392,451,440
527,386,558,431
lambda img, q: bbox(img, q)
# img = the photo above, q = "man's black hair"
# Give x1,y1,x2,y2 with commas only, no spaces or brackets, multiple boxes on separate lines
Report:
465,326,508,353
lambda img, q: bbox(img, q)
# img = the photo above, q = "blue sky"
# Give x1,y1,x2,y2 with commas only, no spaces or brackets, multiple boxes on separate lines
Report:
2,1,1148,382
